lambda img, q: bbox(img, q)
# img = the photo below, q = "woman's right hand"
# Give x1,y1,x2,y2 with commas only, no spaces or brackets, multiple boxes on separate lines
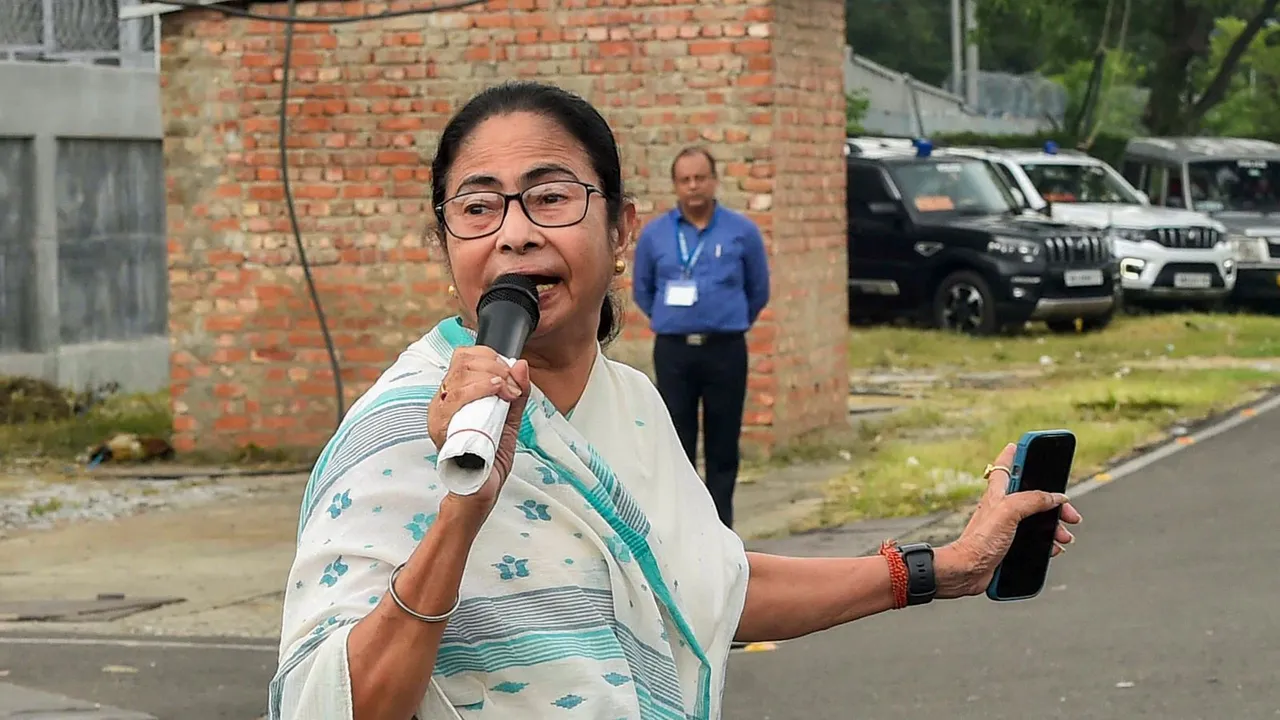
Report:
428,346,531,520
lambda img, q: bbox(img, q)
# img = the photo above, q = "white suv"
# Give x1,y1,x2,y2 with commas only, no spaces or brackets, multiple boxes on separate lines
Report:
943,143,1235,308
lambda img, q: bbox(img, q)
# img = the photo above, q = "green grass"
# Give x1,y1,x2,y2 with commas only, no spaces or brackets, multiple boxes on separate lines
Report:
0,390,172,463
814,366,1276,526
848,312,1280,372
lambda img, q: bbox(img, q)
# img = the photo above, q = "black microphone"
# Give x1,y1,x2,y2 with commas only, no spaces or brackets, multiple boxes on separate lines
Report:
475,273,541,358
446,273,541,473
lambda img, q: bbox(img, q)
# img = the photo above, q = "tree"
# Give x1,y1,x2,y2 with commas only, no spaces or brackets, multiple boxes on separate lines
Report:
1198,17,1280,137
847,90,871,135
1141,0,1280,133
850,0,1278,137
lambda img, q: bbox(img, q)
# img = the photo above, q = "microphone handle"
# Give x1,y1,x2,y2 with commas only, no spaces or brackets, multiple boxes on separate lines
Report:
475,303,535,359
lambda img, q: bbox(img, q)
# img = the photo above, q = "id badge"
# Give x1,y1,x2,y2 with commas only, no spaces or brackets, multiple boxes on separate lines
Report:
664,279,698,307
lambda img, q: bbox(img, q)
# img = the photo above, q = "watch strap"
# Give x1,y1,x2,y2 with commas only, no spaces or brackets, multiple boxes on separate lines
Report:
898,542,937,606
879,540,936,608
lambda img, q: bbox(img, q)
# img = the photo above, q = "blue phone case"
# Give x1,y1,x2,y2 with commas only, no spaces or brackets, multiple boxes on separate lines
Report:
985,429,1075,602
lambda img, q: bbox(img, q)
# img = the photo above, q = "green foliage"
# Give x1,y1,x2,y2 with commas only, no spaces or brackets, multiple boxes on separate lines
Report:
849,0,1279,139
846,89,871,135
928,130,1133,168
1197,16,1280,139
846,0,958,87
1047,50,1149,137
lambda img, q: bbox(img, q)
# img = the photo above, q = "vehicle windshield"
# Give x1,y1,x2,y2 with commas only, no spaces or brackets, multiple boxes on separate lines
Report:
888,159,1016,216
1186,159,1280,212
1018,161,1143,204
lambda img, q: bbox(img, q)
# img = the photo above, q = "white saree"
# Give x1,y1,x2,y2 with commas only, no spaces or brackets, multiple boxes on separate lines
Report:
269,316,751,720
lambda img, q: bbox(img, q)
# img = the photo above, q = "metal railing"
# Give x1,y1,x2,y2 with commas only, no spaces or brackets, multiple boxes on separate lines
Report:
0,0,156,69
845,46,1065,137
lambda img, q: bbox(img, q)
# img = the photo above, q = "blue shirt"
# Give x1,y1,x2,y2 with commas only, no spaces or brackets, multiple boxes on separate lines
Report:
632,204,771,335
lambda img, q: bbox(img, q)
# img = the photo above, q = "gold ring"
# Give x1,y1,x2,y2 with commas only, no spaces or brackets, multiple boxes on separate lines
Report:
983,464,1011,479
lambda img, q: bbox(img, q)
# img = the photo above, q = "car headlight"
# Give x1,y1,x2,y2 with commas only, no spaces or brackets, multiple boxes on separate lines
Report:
1230,235,1268,263
988,236,1041,263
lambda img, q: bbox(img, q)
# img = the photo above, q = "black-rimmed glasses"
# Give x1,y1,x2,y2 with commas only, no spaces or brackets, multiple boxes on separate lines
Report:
435,180,604,240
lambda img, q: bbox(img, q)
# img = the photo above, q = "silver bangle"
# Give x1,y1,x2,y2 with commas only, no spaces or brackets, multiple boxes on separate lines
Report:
387,562,461,623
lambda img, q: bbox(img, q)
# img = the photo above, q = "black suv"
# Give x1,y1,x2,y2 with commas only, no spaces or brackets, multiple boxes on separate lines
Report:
845,137,1119,335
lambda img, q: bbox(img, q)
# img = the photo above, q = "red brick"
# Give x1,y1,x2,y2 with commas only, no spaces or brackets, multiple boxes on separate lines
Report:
161,0,847,458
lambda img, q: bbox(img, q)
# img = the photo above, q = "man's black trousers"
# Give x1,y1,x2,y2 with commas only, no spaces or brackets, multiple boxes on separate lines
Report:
653,332,748,529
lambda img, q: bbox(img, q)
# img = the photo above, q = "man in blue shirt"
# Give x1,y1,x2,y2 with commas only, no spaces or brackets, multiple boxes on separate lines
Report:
632,146,771,530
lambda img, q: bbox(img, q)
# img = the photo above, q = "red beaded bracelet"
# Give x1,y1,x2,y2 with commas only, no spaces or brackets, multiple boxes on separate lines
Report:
879,539,909,610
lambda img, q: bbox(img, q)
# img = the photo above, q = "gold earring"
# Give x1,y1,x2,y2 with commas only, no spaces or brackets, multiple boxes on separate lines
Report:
447,284,457,297
614,258,627,275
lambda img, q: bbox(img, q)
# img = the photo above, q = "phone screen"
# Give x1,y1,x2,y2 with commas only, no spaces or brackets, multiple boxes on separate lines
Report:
994,433,1076,598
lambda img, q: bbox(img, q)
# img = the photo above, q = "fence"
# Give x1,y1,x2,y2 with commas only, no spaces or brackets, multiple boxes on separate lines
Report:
845,47,1064,137
0,4,167,394
0,0,156,68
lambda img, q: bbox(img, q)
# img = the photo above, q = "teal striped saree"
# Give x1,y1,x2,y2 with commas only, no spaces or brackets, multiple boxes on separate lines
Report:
269,316,750,719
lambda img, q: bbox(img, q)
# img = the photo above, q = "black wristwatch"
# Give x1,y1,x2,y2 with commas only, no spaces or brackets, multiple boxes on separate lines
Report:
897,542,937,606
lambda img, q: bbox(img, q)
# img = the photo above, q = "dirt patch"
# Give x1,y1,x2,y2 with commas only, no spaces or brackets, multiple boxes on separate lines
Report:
0,473,305,639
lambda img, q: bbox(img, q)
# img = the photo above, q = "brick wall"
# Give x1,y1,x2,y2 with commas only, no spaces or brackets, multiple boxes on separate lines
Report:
160,0,848,456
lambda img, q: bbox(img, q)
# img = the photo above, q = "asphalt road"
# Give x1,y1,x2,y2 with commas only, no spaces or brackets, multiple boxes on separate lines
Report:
723,401,1280,720
4,402,1279,719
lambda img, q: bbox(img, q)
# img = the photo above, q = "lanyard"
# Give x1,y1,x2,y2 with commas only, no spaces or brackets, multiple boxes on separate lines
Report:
677,228,705,277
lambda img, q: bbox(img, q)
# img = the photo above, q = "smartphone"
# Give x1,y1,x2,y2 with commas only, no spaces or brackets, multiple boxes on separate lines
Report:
986,429,1077,602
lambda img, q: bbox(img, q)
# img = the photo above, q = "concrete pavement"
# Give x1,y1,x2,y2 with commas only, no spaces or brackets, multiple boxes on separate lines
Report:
3,396,1279,718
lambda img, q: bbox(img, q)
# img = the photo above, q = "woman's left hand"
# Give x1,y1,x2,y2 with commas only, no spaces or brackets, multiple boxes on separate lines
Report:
934,442,1083,600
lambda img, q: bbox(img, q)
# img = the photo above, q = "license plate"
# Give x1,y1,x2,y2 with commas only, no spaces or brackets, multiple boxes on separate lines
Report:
1173,273,1212,289
1063,269,1104,287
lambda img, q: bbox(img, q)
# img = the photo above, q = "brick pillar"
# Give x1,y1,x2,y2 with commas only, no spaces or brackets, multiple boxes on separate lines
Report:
160,0,847,456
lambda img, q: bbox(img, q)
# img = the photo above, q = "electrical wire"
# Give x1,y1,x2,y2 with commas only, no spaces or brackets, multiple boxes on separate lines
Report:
165,0,489,429
154,0,487,24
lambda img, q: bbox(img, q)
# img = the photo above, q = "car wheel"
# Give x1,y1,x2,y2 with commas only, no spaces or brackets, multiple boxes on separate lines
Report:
932,270,997,335
1081,311,1114,332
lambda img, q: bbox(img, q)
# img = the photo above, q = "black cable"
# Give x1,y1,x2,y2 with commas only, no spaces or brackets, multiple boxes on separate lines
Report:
277,0,346,429
152,0,487,24
173,0,489,430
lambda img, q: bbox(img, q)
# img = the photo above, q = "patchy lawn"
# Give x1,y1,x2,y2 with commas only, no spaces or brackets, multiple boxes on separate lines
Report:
0,386,172,464
847,312,1280,371
765,312,1280,531
812,366,1275,527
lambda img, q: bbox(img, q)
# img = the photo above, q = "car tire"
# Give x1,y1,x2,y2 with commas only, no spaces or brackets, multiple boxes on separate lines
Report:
1081,311,1114,332
1045,319,1079,334
932,270,998,336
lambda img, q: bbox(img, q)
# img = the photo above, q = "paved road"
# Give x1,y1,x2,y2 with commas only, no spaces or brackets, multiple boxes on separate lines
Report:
0,635,275,719
723,401,1280,720
4,402,1278,719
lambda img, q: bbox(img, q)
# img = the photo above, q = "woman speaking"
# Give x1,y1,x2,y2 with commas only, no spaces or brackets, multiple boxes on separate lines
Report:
268,81,1083,720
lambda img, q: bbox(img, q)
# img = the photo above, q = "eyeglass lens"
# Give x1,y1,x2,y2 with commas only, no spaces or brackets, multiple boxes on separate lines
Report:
443,181,590,238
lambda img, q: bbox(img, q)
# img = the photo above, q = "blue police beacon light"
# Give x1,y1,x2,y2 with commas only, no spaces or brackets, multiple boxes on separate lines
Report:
913,138,933,158
1044,140,1059,155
